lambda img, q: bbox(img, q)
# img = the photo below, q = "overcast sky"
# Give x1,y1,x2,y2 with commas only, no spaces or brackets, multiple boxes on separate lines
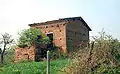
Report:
0,0,120,40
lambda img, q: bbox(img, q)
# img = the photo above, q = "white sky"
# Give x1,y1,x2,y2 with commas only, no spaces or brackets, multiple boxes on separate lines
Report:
0,0,120,40
0,0,75,39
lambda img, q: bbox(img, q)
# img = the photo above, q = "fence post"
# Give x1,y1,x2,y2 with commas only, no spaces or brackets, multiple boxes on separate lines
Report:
47,50,50,74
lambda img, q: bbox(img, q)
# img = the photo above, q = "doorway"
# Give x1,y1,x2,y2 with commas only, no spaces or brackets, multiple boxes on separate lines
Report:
34,33,54,62
47,33,53,50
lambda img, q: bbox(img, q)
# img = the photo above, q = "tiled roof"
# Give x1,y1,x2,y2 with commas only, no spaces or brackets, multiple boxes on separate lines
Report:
29,16,92,31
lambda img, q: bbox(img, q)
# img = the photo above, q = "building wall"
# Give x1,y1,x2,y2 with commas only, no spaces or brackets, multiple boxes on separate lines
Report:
14,46,35,62
66,20,89,51
31,22,67,53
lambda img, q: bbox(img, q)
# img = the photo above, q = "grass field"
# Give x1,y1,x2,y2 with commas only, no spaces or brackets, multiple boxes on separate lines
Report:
0,59,69,74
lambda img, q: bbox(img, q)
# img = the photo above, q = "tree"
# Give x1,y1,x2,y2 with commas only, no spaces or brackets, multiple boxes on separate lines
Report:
18,28,50,47
0,33,14,64
18,28,50,61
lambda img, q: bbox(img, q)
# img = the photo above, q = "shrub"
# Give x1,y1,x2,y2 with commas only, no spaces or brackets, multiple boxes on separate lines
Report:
18,28,50,47
62,30,120,74
50,46,67,60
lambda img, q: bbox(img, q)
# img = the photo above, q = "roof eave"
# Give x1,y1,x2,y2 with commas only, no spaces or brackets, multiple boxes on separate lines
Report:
80,17,92,31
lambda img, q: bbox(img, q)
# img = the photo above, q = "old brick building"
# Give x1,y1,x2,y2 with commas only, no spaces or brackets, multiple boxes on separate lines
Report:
15,16,91,62
29,16,91,53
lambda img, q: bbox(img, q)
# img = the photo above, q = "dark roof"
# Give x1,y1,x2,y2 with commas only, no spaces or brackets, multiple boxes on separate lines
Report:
29,16,92,31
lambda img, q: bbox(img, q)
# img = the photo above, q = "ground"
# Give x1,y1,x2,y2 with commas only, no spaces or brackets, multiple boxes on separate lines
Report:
0,59,69,74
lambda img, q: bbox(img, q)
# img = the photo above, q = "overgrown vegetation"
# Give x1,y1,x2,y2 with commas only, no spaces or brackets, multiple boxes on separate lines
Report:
18,28,50,48
17,28,66,61
17,28,52,61
50,46,68,60
3,47,15,65
62,30,120,74
0,29,120,74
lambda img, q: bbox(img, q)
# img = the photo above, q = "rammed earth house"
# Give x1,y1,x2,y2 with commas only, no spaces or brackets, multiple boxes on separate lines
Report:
15,16,92,62
29,16,92,53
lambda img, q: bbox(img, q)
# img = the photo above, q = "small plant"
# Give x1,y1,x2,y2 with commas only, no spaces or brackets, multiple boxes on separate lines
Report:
50,46,68,60
13,70,20,74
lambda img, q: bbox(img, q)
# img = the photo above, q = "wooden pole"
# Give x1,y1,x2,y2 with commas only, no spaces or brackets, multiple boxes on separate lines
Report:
47,50,50,74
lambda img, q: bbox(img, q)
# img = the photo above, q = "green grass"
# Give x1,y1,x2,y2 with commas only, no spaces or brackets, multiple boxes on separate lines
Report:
0,59,69,74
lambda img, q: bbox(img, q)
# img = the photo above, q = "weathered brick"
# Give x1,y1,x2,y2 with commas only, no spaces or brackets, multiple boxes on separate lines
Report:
15,17,91,62
15,46,35,62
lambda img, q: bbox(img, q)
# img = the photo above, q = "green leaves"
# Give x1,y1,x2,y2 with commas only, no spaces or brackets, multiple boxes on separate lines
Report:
18,28,50,47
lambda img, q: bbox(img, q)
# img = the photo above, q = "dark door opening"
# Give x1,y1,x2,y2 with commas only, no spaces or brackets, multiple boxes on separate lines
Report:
47,33,53,41
35,33,54,62
47,33,53,50
35,35,47,62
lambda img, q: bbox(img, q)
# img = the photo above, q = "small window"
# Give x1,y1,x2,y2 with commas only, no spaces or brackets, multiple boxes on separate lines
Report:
46,26,48,28
57,24,59,27
60,30,61,32
63,24,65,26
60,38,62,40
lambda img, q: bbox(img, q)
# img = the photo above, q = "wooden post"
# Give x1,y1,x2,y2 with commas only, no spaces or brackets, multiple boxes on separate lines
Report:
47,50,50,74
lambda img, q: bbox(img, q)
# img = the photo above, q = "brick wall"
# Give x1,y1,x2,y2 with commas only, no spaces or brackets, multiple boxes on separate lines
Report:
32,21,67,53
14,46,35,62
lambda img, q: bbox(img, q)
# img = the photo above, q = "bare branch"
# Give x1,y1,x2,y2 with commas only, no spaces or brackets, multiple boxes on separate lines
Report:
0,32,14,63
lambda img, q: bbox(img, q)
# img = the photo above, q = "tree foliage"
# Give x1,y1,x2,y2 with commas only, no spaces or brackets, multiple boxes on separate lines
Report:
18,28,50,47
92,29,120,61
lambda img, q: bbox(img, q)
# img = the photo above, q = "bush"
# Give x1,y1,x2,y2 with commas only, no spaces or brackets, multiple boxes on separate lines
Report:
50,46,67,60
62,30,120,74
18,28,50,47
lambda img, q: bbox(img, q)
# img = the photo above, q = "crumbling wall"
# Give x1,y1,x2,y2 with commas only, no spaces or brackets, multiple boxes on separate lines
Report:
32,22,67,53
14,46,35,62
